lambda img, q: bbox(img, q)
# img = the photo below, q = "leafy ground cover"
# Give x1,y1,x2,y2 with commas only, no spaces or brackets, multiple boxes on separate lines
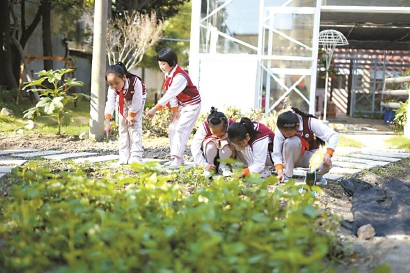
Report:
2,102,410,272
0,158,337,272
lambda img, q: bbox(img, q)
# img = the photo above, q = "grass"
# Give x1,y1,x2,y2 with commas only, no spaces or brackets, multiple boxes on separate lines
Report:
385,135,410,152
0,100,90,135
337,134,364,148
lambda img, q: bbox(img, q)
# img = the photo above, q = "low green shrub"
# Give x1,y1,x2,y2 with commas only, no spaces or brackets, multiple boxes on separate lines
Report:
391,100,408,132
0,162,337,272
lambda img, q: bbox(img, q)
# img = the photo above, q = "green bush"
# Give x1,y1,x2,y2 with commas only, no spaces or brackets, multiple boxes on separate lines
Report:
0,162,337,272
391,100,408,132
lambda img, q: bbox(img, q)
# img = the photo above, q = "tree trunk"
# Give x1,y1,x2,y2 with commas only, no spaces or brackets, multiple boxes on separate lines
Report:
0,0,18,89
42,0,53,70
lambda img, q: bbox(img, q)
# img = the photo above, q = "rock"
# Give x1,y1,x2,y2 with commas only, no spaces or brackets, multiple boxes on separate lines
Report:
1,108,14,117
24,120,38,130
357,224,376,240
79,132,89,140
16,129,24,134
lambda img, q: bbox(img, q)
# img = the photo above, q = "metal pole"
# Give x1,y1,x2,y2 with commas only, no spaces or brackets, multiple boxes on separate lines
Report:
323,70,329,121
189,0,201,86
89,1,108,141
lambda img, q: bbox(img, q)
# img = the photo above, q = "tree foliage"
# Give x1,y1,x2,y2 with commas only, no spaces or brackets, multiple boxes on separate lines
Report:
112,0,190,20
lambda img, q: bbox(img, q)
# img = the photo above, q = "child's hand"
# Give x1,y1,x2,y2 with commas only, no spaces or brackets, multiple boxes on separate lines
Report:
276,169,285,183
205,164,216,171
322,154,332,166
145,108,157,118
104,125,111,136
126,116,135,126
171,111,179,123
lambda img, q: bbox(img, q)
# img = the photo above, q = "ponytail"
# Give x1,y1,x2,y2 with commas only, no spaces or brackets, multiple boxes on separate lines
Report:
228,117,259,142
105,61,139,81
207,107,228,128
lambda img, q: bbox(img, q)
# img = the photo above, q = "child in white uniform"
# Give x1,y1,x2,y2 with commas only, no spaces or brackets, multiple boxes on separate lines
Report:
191,107,235,177
104,62,146,165
272,107,339,184
145,48,201,168
228,117,275,178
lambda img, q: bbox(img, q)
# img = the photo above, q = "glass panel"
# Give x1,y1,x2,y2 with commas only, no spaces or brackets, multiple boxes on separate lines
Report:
262,14,315,55
199,0,260,54
322,0,407,7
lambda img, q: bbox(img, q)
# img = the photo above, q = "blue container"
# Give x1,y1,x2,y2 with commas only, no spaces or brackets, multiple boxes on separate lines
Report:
384,109,396,123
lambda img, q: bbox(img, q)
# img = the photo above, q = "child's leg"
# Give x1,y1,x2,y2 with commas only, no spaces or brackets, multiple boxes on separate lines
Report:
204,141,218,164
170,103,201,159
218,145,233,161
283,136,305,178
168,115,178,159
129,98,146,161
118,115,130,163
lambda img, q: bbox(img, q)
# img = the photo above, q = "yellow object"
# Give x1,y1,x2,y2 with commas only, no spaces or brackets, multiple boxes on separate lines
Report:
309,150,324,172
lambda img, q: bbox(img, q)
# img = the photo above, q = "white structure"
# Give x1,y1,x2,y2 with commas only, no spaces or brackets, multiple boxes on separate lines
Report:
189,0,410,117
190,0,322,115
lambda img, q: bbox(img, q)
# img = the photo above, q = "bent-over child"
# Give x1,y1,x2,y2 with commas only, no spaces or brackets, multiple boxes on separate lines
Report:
191,107,235,177
145,48,201,168
228,117,275,178
104,62,146,165
272,107,339,184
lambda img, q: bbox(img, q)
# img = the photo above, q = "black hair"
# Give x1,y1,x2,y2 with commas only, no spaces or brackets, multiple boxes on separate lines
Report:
277,110,299,130
207,107,228,128
157,48,178,67
105,61,139,81
277,107,325,146
228,117,259,143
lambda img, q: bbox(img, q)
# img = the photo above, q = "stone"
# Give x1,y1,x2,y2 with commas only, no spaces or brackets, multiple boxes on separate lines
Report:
357,224,376,240
1,108,14,117
24,120,38,130
79,132,89,140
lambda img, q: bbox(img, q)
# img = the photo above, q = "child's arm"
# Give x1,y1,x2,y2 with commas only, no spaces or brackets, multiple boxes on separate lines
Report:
191,123,209,166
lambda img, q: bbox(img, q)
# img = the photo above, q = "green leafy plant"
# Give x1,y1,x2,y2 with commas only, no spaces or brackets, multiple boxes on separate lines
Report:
22,69,89,134
391,100,408,132
0,160,338,272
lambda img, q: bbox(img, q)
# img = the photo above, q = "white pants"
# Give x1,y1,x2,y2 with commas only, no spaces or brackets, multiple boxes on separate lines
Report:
118,98,146,160
169,103,201,159
283,136,331,179
204,141,233,165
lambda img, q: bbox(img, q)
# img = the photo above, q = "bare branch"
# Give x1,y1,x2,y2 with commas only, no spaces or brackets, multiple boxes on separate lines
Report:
106,11,163,70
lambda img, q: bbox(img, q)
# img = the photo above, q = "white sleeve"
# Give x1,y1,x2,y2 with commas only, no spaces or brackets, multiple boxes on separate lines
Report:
104,88,117,118
248,137,269,174
272,128,285,166
309,118,339,151
191,123,208,166
157,74,187,107
128,78,146,116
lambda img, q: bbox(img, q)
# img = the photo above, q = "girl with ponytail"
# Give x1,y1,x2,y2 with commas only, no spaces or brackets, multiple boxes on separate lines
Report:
191,107,235,177
273,107,339,184
104,62,147,165
227,117,275,178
